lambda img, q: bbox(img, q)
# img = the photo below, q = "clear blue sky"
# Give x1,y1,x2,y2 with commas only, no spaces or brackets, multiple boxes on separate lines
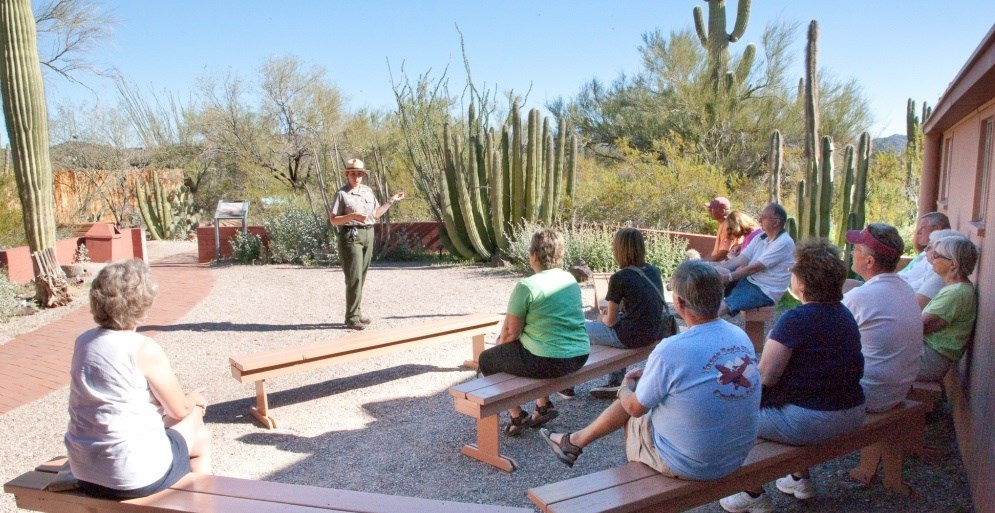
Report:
22,1,995,140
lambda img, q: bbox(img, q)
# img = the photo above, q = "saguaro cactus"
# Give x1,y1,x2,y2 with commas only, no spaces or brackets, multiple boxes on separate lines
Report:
1,0,70,305
0,0,58,253
693,0,754,94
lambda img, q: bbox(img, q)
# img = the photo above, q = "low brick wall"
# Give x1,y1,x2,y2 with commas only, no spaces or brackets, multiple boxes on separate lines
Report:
0,224,145,284
196,222,444,263
196,225,270,263
376,222,444,254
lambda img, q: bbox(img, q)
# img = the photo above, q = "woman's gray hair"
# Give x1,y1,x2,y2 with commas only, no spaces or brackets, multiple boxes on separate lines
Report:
927,228,966,245
90,259,159,330
933,237,979,280
670,260,723,318
529,228,565,270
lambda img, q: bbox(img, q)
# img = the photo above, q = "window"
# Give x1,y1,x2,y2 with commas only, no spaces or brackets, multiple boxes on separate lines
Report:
939,137,953,204
973,117,994,224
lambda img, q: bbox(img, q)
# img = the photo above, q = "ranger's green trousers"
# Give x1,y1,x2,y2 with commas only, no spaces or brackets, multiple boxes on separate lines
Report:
338,226,374,324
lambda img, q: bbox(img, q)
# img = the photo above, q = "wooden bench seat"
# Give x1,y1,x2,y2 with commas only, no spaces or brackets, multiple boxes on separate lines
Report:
527,400,930,513
230,312,503,428
450,342,658,472
4,457,531,513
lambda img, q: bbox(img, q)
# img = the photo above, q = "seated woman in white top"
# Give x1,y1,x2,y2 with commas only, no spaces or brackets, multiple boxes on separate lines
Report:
65,260,211,499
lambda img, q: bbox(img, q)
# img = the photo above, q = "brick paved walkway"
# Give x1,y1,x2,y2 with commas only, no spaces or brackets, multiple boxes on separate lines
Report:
0,252,215,414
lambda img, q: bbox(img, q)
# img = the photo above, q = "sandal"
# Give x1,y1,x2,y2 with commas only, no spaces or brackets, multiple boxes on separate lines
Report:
505,411,532,437
530,403,559,428
540,428,582,467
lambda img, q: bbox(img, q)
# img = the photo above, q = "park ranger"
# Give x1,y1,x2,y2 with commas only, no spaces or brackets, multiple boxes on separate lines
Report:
329,158,405,330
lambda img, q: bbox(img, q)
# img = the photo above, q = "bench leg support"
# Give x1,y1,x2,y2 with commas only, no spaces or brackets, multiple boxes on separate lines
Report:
851,440,914,496
880,440,913,496
460,415,516,472
463,334,484,370
849,444,882,485
249,380,278,429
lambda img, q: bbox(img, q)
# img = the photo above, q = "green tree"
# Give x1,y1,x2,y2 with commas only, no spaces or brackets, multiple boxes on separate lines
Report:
194,57,347,218
573,138,738,233
864,150,918,230
553,18,872,182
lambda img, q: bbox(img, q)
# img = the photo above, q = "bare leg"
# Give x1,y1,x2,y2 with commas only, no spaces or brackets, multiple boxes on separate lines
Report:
536,396,552,409
549,399,630,448
168,407,212,474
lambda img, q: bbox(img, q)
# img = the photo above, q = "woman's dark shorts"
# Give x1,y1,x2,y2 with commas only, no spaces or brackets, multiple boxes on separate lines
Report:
478,339,588,379
79,428,191,499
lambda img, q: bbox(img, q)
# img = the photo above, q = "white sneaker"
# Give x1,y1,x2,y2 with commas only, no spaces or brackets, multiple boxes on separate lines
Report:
775,473,815,500
719,491,774,513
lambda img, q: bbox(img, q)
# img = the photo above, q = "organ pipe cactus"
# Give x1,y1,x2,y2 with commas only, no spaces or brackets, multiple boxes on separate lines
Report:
439,101,578,260
137,172,174,240
768,130,782,204
802,20,821,239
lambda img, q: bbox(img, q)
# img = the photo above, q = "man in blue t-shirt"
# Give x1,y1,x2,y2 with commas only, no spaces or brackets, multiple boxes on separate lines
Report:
540,261,761,480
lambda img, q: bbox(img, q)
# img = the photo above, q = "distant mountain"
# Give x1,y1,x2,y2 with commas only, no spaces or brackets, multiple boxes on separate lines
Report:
872,134,907,155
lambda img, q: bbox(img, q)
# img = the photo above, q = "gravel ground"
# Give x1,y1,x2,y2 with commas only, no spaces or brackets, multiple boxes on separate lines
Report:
0,241,974,512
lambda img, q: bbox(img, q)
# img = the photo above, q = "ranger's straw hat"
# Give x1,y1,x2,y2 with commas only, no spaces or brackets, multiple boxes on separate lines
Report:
344,158,369,173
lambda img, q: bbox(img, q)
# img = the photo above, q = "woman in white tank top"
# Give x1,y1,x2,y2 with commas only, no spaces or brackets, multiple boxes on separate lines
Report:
65,260,212,498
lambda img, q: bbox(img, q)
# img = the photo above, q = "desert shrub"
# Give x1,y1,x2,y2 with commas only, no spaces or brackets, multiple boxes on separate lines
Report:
263,207,333,265
571,140,742,233
1,270,22,321
73,243,91,264
230,230,264,264
644,231,691,279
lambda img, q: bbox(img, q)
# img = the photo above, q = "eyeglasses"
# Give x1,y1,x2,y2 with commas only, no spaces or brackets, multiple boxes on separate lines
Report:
934,254,952,261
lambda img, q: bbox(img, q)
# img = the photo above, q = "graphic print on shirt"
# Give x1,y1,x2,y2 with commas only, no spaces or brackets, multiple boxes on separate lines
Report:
703,346,760,400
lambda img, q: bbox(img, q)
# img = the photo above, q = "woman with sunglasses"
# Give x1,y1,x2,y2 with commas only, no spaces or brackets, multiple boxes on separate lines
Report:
918,237,978,381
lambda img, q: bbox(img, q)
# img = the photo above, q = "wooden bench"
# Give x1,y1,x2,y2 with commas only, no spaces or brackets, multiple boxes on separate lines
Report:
230,312,503,428
450,342,658,472
742,306,775,353
527,399,930,513
5,457,531,513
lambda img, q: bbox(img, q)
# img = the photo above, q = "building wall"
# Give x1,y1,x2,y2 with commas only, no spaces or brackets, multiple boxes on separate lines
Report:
922,24,995,510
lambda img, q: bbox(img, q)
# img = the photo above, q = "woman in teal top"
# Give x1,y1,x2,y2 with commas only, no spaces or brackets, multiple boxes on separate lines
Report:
478,228,590,436
918,237,978,381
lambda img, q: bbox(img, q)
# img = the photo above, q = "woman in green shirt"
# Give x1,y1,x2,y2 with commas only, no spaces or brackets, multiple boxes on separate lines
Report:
477,229,590,436
918,237,978,381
